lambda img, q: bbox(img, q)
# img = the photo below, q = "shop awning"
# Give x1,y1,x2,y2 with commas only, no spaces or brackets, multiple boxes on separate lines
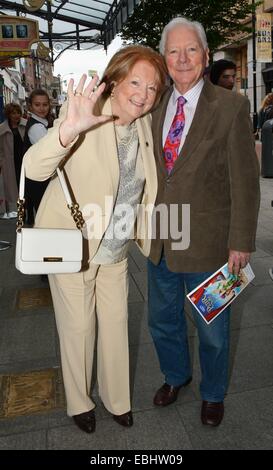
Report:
0,0,140,52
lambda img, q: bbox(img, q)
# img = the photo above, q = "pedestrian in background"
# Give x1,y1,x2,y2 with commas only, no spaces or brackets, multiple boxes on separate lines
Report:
23,89,52,225
0,103,26,219
257,93,273,134
209,59,236,90
259,93,273,281
148,17,260,427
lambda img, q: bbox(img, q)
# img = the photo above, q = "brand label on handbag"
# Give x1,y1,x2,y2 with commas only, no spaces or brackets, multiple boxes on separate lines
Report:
43,257,63,262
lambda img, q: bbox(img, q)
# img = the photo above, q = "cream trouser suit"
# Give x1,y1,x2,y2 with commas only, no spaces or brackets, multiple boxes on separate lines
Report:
23,99,157,417
48,257,129,417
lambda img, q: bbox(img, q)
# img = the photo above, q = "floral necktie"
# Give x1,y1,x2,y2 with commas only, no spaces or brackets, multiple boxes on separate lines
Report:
163,96,186,174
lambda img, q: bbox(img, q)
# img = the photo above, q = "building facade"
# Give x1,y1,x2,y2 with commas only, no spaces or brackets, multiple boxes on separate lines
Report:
0,53,56,122
214,0,273,122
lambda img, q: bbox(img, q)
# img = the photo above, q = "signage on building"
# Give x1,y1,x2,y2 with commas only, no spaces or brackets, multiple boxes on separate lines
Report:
256,13,272,63
36,41,50,59
0,16,39,56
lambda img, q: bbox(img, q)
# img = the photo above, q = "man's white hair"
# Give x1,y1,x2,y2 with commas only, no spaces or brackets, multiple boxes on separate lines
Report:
159,17,208,55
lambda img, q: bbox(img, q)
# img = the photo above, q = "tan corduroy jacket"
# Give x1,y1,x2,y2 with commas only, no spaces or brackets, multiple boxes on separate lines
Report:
149,79,260,272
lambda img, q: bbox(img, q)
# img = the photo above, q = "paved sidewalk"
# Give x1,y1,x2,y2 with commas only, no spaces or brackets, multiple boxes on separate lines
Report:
0,176,273,450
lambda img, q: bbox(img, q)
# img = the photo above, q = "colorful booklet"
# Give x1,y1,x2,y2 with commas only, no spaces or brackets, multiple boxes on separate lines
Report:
187,263,255,325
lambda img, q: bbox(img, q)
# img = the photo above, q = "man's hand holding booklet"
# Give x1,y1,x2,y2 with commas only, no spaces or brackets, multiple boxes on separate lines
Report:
187,263,255,325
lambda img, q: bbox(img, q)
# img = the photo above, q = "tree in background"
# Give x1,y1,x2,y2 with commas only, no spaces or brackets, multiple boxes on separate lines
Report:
121,0,261,53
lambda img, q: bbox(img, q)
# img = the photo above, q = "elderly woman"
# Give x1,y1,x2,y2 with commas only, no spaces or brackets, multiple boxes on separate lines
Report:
0,103,26,219
23,45,166,434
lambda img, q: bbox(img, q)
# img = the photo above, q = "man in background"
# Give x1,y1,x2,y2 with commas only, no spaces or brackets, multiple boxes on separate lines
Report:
209,59,236,90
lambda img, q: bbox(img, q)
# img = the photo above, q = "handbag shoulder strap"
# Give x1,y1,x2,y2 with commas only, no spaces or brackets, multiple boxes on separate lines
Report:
17,162,85,231
18,162,72,205
56,168,73,206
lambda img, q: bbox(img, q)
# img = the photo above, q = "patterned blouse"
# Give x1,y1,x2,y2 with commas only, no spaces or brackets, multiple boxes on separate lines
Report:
92,122,145,265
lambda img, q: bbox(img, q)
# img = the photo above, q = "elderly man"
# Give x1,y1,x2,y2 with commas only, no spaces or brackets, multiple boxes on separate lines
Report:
148,17,260,426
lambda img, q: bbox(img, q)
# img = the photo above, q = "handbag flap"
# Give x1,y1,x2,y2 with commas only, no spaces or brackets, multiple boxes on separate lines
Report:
20,228,82,262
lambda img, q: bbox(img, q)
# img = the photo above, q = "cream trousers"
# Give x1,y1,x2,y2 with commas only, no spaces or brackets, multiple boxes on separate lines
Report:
48,258,130,416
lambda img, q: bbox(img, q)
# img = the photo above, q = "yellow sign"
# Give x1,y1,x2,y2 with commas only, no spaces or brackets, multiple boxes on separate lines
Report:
0,51,30,57
0,16,39,53
37,41,50,59
256,13,272,63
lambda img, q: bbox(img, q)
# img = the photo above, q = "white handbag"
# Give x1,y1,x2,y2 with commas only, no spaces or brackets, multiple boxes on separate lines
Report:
15,164,84,275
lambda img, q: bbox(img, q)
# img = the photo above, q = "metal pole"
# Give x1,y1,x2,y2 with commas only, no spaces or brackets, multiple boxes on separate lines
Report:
76,24,80,50
252,0,257,130
47,0,54,65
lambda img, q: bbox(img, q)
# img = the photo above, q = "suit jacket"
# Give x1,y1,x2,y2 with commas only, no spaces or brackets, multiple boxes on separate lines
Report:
23,97,157,260
149,79,260,272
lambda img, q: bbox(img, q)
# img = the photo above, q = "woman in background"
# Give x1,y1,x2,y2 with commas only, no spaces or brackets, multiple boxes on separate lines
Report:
24,89,52,225
0,103,26,219
257,92,273,133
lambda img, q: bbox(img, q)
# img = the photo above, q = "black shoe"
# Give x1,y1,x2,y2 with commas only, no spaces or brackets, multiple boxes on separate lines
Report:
73,410,96,433
201,401,224,426
113,410,133,427
153,377,192,406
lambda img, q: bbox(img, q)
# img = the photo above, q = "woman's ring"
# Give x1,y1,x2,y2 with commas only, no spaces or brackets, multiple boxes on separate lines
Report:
74,91,82,96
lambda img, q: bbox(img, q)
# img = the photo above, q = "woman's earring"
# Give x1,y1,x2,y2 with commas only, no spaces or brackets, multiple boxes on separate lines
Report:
111,88,115,98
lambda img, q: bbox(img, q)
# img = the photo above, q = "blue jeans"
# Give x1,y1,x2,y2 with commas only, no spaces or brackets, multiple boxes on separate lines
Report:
148,257,230,402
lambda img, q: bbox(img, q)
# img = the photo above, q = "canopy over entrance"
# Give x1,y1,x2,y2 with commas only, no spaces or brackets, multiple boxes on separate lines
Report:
0,0,140,57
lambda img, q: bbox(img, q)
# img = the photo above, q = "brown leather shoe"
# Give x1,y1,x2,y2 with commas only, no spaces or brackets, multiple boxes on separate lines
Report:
73,409,96,433
113,410,133,427
201,401,224,426
153,377,192,406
